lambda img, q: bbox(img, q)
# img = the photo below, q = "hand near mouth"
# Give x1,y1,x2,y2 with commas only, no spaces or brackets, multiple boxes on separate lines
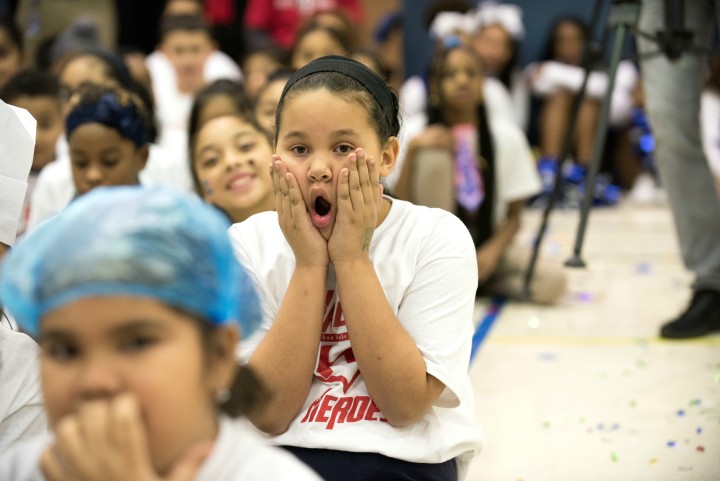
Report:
40,394,213,481
329,148,383,264
270,155,329,267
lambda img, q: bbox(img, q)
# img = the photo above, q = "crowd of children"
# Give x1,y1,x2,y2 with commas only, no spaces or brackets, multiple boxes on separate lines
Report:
2,0,720,480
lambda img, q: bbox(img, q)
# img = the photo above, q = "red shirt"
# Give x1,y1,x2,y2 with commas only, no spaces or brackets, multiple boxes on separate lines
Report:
243,0,363,49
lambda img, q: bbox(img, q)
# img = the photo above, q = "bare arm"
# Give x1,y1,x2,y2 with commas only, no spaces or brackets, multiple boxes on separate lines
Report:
334,259,445,427
245,159,330,435
246,265,327,434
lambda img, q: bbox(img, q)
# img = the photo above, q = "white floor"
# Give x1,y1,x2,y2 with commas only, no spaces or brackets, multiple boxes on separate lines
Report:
465,200,720,481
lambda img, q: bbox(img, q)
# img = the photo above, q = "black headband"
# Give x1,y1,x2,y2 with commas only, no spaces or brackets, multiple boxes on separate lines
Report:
280,55,396,134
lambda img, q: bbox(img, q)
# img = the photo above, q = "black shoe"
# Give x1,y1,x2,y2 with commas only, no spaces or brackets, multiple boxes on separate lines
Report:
660,290,720,339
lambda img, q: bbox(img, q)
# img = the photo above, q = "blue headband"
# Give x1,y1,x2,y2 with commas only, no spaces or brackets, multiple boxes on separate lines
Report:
0,186,261,336
66,92,147,147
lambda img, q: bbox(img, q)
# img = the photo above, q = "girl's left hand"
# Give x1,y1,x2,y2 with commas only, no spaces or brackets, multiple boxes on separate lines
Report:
40,394,212,481
328,148,383,264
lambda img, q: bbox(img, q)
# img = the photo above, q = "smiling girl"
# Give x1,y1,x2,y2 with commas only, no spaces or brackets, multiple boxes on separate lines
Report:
191,113,275,223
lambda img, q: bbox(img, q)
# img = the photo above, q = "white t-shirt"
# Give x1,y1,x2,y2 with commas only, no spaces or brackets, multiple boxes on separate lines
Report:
504,69,531,131
230,199,484,472
609,61,639,127
701,89,720,177
0,102,35,246
388,75,518,191
25,143,194,233
0,416,321,481
0,327,47,454
386,103,541,229
525,60,609,99
488,118,542,226
525,58,640,128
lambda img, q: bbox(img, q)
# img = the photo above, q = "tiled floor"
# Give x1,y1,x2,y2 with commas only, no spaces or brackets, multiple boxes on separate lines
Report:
465,200,720,481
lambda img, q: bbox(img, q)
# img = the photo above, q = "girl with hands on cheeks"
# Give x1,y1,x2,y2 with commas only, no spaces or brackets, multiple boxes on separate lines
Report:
230,56,483,481
270,145,383,267
0,186,322,481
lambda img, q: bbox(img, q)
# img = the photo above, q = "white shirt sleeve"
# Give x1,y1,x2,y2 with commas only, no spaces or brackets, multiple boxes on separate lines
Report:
701,89,720,177
25,158,74,233
483,77,518,125
204,51,243,82
0,102,36,246
527,61,608,99
609,61,639,127
0,328,48,454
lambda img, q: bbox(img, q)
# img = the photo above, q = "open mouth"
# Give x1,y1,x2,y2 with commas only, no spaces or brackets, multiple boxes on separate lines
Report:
310,191,334,228
315,196,331,216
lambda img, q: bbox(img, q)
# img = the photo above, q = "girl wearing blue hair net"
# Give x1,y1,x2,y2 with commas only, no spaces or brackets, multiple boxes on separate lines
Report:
0,186,321,481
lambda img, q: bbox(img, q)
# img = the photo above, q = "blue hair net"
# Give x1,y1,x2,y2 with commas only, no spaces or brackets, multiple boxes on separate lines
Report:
0,186,261,337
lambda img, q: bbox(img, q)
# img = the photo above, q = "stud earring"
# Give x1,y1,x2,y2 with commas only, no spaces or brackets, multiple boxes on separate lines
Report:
216,387,230,404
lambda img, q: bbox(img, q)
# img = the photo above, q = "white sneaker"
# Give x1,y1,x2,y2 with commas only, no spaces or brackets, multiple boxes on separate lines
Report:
629,173,665,205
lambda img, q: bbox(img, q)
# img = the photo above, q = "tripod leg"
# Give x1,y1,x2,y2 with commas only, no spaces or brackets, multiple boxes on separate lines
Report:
520,0,607,299
566,21,628,267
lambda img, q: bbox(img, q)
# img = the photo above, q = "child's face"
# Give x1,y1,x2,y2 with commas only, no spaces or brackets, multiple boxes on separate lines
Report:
439,48,484,112
194,115,274,222
11,95,63,170
254,78,286,136
39,296,234,474
196,93,242,127
162,30,213,85
553,21,584,65
275,88,396,240
59,57,118,115
68,123,148,195
471,24,513,76
243,52,282,101
291,31,345,70
0,28,22,89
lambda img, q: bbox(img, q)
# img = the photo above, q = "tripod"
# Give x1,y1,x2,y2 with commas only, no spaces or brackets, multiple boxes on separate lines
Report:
521,0,703,298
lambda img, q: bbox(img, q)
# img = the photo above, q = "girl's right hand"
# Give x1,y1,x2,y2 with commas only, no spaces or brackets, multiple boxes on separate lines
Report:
271,155,329,267
40,394,212,481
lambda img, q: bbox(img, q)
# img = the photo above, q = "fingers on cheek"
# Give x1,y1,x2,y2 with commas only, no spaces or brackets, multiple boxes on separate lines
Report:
55,416,80,449
41,446,67,481
112,395,146,466
51,418,83,476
